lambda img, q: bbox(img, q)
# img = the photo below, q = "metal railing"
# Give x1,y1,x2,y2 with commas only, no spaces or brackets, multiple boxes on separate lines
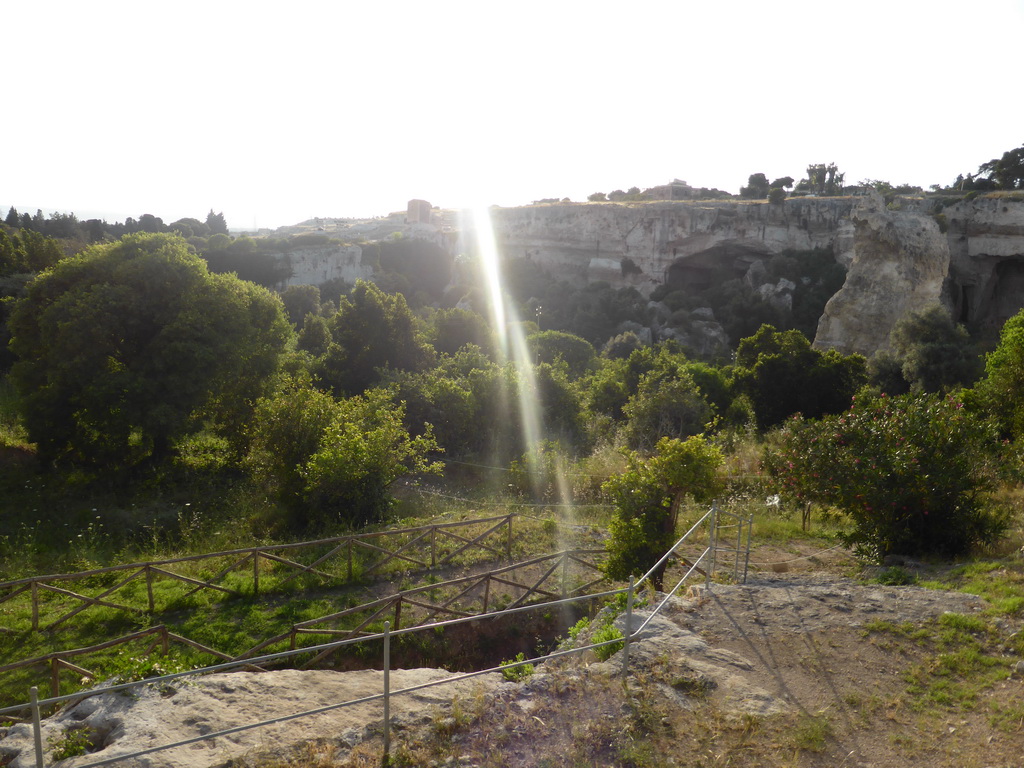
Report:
0,504,751,768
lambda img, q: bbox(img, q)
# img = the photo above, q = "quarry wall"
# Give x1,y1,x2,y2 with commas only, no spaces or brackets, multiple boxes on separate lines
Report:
275,195,1024,357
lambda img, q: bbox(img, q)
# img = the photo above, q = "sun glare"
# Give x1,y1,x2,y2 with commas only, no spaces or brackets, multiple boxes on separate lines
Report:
465,206,572,505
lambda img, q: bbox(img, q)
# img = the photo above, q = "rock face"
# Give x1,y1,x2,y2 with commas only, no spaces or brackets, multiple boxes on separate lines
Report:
814,194,951,355
487,198,858,296
944,196,1024,334
273,194,1024,355
279,244,372,287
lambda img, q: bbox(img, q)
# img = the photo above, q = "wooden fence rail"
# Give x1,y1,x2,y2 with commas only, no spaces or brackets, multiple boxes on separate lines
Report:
0,625,233,700
234,548,605,666
0,515,516,634
1,547,605,700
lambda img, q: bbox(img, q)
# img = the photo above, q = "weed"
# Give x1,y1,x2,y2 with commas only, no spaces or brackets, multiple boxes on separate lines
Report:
671,670,716,698
567,616,590,641
989,700,1024,733
791,713,832,752
615,738,658,767
48,727,94,760
875,566,916,586
937,612,987,634
500,653,535,682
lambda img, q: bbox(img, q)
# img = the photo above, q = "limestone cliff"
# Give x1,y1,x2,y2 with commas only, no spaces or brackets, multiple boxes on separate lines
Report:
814,195,950,355
274,194,1024,357
943,196,1024,334
279,244,372,287
487,198,858,295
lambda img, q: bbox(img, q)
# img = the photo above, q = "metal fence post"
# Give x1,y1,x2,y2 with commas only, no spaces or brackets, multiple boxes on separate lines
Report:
707,506,717,589
30,685,44,768
735,512,743,581
621,577,634,678
743,515,753,583
382,620,391,766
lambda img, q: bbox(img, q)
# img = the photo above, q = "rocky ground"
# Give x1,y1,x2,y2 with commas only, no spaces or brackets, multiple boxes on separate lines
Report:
3,541,1023,768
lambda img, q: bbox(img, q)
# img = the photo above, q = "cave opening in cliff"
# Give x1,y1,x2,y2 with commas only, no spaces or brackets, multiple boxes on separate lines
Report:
977,257,1024,337
664,244,765,293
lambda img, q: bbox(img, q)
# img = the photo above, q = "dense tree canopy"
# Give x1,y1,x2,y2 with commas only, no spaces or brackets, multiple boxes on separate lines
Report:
974,307,1024,440
317,280,434,395
978,144,1024,190
8,233,291,470
734,324,866,429
869,305,981,394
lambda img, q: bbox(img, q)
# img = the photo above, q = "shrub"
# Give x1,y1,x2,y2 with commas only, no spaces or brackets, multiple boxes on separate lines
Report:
247,380,441,529
764,392,1011,561
592,623,624,661
604,436,723,589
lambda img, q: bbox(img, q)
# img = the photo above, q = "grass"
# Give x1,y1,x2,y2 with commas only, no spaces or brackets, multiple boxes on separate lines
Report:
791,712,833,752
0,493,604,707
864,612,1011,714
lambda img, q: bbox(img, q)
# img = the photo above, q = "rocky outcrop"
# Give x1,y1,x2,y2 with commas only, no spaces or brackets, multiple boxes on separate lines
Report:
0,669,503,768
814,194,951,355
943,196,1024,334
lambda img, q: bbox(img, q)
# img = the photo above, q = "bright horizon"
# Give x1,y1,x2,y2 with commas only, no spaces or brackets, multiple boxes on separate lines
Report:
5,0,1024,231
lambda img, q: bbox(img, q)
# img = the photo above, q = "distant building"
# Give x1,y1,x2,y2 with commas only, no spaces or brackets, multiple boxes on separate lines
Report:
407,199,432,224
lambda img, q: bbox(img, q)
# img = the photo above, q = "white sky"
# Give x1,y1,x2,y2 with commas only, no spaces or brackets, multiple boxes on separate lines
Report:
4,0,1023,230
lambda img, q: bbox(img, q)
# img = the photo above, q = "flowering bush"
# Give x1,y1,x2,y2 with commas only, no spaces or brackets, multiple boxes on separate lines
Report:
764,392,1011,561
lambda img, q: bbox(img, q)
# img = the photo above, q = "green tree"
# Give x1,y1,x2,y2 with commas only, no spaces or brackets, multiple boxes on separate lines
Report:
526,330,596,379
770,176,794,189
171,217,210,237
206,210,229,235
279,284,321,328
20,230,65,272
734,325,866,428
765,392,1010,561
621,370,712,450
799,163,845,196
5,207,19,227
318,280,434,395
740,173,770,199
603,436,722,589
247,382,440,529
974,307,1024,439
871,305,981,394
296,313,332,356
137,213,166,233
601,331,643,360
978,144,1024,190
0,231,27,275
425,307,493,357
8,233,291,470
